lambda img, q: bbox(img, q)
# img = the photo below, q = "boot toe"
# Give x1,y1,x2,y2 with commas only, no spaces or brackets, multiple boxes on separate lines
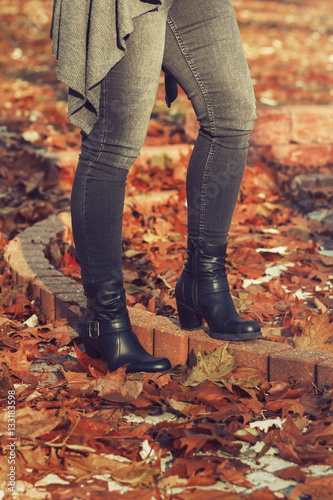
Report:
126,356,171,373
220,317,261,335
152,357,172,373
239,320,261,334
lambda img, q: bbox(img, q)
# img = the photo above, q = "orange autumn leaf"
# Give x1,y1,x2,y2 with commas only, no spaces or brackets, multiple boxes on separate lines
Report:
294,309,333,351
0,407,63,439
81,377,143,403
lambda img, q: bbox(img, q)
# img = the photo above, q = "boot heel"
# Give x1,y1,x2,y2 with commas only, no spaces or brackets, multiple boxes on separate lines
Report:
84,343,101,359
177,301,202,330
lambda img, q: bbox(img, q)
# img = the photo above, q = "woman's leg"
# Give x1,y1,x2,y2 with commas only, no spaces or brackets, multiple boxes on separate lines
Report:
71,2,173,285
163,0,257,244
71,2,174,371
163,0,261,339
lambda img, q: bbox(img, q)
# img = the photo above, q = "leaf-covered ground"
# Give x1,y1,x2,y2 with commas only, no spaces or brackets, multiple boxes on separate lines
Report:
0,0,333,498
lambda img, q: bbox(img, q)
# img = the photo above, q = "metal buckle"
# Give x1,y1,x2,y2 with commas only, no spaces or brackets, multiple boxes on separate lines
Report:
88,321,100,338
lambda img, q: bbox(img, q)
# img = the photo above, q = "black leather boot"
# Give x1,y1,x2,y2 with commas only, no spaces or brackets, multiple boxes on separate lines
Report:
77,279,171,373
175,239,261,341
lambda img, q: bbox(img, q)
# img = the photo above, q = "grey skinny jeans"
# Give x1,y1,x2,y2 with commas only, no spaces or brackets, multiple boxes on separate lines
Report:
71,0,257,284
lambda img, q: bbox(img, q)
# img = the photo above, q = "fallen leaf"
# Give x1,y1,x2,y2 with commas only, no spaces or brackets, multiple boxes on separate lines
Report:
294,310,333,351
182,344,237,387
0,407,62,439
249,417,284,433
81,378,143,403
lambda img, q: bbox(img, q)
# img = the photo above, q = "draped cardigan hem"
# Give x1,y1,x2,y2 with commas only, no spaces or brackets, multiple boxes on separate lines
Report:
51,0,178,134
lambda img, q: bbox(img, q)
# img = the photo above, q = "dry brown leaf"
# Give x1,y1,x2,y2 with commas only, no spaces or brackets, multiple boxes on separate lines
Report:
224,366,267,389
0,407,63,439
0,362,15,397
81,377,143,403
294,310,333,351
266,399,305,418
0,343,32,373
61,369,90,388
182,344,237,387
289,474,333,500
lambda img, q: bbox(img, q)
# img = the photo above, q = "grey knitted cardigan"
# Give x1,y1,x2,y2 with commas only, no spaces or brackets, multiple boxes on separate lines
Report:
51,0,177,134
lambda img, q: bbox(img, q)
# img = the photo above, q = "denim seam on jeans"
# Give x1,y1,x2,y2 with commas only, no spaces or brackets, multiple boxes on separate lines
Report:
166,15,216,136
198,137,217,243
81,78,108,283
166,14,227,243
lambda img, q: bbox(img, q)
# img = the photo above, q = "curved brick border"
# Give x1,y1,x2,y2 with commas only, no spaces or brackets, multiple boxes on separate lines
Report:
4,212,333,388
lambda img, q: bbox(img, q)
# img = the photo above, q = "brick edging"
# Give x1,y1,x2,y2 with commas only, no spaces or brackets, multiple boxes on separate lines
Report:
3,213,333,388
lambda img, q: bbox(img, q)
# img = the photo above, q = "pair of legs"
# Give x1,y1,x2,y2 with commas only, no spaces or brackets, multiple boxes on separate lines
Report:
72,0,261,371
71,0,257,285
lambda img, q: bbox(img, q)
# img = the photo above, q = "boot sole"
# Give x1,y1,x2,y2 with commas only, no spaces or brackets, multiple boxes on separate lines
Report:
209,329,262,341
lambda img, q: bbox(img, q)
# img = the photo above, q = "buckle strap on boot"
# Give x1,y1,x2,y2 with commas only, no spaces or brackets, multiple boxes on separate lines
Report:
78,316,131,339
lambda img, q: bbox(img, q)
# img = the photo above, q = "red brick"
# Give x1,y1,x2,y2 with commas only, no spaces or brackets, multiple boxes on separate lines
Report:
250,107,291,146
129,307,158,329
129,309,189,360
15,260,38,286
269,349,328,384
23,256,54,275
42,285,81,322
40,288,56,322
56,299,84,326
291,105,333,144
128,308,161,355
18,232,55,246
316,355,333,389
228,340,293,374
55,290,86,322
154,319,189,367
19,217,64,237
132,325,154,356
39,278,81,322
249,144,333,168
189,335,292,373
188,331,226,367
4,238,43,285
28,265,63,278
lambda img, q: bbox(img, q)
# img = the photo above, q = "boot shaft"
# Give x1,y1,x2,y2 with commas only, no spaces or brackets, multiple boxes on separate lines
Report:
184,238,229,281
83,278,128,321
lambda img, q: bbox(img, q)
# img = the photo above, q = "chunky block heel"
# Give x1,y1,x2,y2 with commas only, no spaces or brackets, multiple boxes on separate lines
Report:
177,301,203,330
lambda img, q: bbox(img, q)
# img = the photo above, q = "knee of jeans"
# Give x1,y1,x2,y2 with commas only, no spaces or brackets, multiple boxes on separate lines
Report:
81,135,140,171
199,90,257,146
